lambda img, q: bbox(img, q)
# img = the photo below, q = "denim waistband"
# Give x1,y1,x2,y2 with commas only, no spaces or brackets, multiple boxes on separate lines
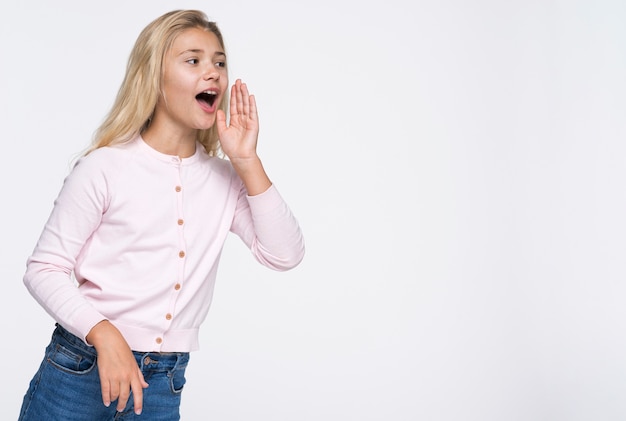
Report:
53,323,189,371
135,351,189,372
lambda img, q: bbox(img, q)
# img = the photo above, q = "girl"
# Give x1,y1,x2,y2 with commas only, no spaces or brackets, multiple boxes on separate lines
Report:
19,9,304,420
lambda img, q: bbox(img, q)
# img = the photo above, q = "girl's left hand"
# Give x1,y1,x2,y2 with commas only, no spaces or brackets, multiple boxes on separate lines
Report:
217,79,259,163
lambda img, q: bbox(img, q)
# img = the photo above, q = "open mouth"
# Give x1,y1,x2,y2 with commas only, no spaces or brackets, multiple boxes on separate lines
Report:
196,90,218,108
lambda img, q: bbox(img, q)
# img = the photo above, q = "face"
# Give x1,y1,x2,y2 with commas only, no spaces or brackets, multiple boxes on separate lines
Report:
154,28,228,135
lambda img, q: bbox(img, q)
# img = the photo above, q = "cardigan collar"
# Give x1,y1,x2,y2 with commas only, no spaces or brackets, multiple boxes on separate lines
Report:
135,135,204,166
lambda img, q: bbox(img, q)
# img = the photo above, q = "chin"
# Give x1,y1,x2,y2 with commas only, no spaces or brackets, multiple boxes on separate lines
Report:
196,119,217,130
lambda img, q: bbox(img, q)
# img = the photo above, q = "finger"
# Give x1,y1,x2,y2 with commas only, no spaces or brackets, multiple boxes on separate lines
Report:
101,380,111,407
229,82,238,117
240,82,250,116
109,380,120,407
131,374,146,415
235,79,244,116
216,109,227,135
249,94,258,122
138,366,149,388
116,381,130,412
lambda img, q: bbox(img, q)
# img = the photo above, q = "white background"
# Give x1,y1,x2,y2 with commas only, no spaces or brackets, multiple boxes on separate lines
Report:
2,0,625,420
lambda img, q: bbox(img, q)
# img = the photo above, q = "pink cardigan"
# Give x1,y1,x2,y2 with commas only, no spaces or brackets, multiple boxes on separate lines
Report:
24,136,304,352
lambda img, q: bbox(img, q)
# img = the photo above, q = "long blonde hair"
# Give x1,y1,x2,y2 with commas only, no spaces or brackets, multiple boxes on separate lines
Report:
87,10,227,156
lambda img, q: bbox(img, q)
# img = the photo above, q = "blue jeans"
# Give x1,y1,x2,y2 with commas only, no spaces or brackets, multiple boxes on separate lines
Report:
19,324,190,420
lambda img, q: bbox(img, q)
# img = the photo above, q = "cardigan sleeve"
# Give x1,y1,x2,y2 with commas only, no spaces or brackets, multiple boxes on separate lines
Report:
23,154,110,342
230,183,305,271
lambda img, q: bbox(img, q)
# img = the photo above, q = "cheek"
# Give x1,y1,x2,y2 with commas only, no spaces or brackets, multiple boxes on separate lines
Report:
164,79,188,98
163,69,195,95
221,73,229,91
165,86,195,113
220,77,229,105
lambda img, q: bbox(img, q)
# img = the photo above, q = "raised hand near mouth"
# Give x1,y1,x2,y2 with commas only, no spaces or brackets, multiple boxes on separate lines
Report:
217,79,272,196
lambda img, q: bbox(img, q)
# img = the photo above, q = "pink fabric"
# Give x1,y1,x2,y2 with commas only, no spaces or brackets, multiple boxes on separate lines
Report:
24,136,304,352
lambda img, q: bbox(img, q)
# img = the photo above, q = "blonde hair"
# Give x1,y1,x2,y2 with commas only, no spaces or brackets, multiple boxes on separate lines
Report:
87,10,227,156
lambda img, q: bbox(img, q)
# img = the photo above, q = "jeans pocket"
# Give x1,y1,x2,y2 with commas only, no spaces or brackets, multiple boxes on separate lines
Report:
168,362,188,394
47,342,97,375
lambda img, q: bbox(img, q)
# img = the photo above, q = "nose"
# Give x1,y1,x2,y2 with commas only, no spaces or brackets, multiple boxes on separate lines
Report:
203,63,220,81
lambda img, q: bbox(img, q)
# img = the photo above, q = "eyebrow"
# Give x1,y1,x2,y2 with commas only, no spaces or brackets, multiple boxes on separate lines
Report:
178,49,226,58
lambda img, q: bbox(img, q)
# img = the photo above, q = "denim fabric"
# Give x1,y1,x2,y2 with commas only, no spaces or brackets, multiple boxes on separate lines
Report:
19,324,190,421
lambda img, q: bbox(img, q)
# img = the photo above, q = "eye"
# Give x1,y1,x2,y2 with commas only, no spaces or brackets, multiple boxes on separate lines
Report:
186,58,199,65
216,61,226,68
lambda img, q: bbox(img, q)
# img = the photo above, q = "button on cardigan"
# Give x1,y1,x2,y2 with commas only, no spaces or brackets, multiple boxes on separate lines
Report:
23,136,305,352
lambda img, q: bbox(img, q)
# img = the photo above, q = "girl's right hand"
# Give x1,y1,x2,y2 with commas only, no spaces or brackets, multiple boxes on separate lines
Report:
86,320,149,415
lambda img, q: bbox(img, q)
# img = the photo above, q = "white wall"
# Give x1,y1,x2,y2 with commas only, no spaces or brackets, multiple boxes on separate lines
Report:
2,0,625,420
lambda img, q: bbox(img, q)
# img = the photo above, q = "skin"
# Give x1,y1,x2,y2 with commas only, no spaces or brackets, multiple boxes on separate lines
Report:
86,27,271,415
